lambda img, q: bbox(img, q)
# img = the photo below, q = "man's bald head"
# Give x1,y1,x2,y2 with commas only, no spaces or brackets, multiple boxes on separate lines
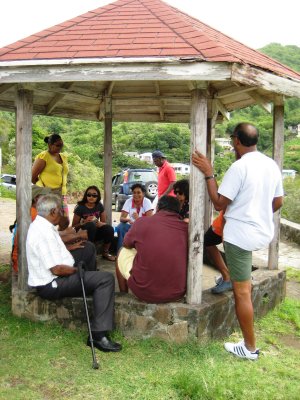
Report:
233,123,259,147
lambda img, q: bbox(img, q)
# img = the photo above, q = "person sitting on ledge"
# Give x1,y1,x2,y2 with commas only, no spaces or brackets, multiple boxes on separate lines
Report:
72,186,116,261
116,195,188,303
116,183,153,251
26,194,121,353
11,185,97,273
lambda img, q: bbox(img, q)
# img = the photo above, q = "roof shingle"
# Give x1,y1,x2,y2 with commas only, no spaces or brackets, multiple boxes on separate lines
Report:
0,0,299,80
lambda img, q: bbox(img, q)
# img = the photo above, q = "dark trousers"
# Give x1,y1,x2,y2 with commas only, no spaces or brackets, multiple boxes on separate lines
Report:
37,271,115,332
71,241,97,271
83,222,114,244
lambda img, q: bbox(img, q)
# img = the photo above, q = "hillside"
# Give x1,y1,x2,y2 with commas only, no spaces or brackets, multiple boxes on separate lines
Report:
0,44,300,193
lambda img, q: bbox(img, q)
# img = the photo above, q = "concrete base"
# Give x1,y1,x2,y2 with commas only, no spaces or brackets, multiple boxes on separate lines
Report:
11,269,286,343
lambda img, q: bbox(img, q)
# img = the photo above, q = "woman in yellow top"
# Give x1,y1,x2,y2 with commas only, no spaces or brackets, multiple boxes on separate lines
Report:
32,133,69,229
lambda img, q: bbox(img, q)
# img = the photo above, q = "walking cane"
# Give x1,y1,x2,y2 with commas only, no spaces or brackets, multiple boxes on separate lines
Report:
77,261,99,370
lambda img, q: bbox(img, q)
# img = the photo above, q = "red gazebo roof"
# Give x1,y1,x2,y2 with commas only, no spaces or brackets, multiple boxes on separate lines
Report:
0,0,299,80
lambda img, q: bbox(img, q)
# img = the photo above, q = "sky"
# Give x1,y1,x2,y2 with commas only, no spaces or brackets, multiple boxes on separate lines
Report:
0,0,299,50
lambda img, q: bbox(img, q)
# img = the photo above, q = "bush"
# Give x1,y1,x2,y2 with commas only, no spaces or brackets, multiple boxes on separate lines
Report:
282,176,300,223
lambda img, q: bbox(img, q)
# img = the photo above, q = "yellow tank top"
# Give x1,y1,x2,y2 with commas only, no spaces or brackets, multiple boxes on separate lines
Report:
35,150,69,195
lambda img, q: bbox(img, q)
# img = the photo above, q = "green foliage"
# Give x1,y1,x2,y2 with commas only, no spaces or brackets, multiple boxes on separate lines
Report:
0,44,300,220
282,176,300,223
286,267,300,283
0,185,16,200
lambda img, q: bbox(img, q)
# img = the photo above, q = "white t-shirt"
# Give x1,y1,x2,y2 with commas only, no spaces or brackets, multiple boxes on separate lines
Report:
26,215,75,287
219,151,284,251
122,197,153,222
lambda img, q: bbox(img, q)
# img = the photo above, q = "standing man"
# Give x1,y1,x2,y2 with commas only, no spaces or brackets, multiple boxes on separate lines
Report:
152,150,176,198
116,196,188,303
192,123,284,360
26,194,121,353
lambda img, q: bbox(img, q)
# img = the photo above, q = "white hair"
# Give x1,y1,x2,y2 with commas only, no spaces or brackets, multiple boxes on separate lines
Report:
36,194,61,217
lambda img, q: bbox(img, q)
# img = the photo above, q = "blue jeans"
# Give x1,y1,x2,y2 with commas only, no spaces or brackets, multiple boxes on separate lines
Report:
116,222,131,251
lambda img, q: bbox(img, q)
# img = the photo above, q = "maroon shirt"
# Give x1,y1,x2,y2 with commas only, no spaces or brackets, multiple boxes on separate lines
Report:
124,210,188,303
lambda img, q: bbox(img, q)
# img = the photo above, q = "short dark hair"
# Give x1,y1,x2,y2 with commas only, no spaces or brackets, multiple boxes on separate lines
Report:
233,123,259,147
131,183,146,193
173,179,189,200
44,133,62,145
157,195,180,214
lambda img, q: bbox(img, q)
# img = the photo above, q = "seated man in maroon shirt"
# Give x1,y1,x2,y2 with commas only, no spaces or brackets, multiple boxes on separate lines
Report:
116,196,188,303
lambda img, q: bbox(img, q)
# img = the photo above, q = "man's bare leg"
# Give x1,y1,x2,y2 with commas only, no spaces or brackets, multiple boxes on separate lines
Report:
115,258,128,293
232,280,256,350
206,245,230,281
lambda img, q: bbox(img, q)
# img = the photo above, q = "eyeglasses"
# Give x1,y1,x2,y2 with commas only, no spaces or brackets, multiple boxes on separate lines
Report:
174,190,183,195
87,193,98,198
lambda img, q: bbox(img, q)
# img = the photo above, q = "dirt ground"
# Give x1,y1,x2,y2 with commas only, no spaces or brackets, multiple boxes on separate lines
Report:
1,197,299,298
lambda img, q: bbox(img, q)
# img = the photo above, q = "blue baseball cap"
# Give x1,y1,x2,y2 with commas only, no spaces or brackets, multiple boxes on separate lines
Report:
152,150,166,159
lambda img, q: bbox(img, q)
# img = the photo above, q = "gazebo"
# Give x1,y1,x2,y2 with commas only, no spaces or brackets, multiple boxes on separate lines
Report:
1,0,299,314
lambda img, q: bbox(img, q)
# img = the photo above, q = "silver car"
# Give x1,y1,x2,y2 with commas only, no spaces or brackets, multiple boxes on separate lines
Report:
1,174,16,190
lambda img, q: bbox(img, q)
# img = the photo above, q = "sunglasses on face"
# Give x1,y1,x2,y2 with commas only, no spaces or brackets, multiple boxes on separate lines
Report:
87,193,98,198
174,190,183,195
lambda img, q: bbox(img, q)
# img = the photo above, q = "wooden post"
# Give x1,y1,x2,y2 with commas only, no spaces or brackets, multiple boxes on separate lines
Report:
268,97,284,270
16,89,33,291
186,87,208,304
204,117,213,232
103,95,112,225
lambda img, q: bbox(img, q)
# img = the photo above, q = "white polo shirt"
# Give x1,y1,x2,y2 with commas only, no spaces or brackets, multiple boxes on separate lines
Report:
121,197,153,222
219,151,284,251
26,215,74,287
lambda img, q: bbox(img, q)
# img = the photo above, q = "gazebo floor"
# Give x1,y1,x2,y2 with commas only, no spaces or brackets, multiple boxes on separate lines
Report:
11,258,286,343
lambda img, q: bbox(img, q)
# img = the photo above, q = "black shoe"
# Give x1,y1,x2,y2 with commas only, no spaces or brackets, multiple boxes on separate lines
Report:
87,336,122,352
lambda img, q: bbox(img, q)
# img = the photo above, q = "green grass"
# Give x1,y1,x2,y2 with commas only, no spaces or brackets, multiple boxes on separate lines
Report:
286,267,300,283
0,265,300,400
0,185,16,199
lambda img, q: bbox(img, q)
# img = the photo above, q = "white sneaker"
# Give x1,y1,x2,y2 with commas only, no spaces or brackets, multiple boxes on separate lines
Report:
224,340,259,360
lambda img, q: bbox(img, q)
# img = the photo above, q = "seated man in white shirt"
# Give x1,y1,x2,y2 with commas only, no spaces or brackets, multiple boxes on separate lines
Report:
26,194,121,353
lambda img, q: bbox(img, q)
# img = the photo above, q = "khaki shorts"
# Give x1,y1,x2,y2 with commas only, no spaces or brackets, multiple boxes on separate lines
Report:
223,241,252,282
118,247,137,280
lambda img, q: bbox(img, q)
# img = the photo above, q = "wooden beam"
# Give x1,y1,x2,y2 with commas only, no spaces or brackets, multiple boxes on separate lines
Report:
215,86,256,99
249,91,272,113
0,62,232,83
159,99,165,121
268,96,284,270
46,82,74,115
215,99,230,120
0,83,15,95
187,87,208,304
103,95,113,226
204,117,213,232
15,89,33,291
231,64,300,98
107,81,115,96
154,81,160,95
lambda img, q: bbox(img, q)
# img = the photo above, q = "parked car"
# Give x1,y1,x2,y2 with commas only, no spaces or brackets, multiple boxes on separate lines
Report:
0,174,16,190
112,168,158,211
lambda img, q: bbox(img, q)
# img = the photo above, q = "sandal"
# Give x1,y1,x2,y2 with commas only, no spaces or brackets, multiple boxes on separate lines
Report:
102,252,116,262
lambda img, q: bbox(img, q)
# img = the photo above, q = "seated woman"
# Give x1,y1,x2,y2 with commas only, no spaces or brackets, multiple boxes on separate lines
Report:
72,185,116,261
117,183,153,250
173,179,189,223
